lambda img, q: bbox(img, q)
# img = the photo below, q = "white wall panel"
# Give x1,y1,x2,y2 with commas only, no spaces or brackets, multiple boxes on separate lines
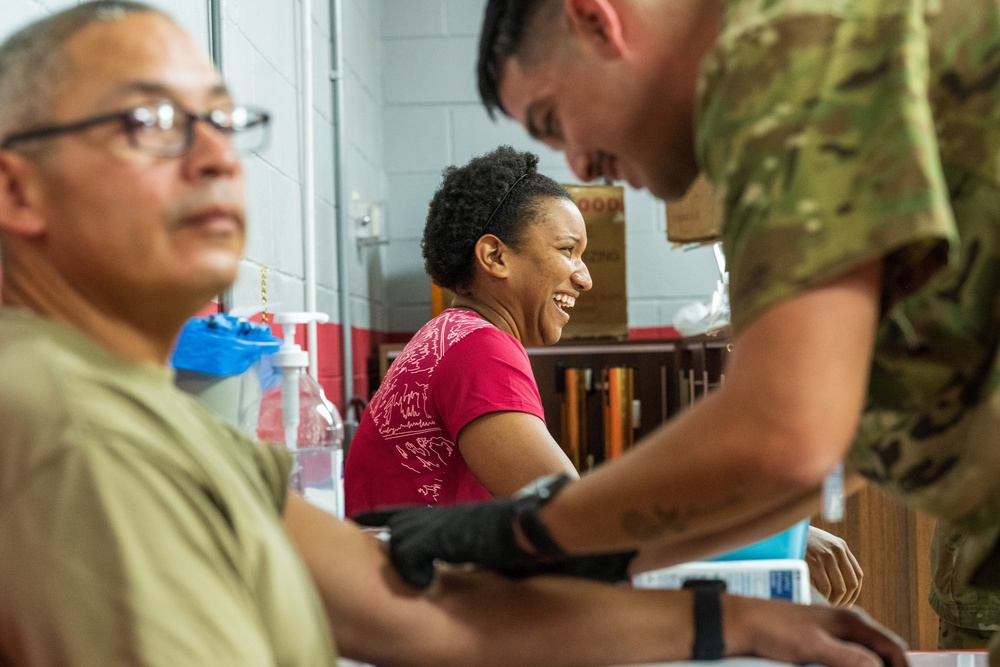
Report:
315,198,339,291
1,1,55,44
384,106,450,174
242,159,277,270
382,239,426,304
144,0,209,46
444,0,483,36
382,37,478,105
385,172,441,241
272,172,306,277
450,105,565,170
381,0,444,38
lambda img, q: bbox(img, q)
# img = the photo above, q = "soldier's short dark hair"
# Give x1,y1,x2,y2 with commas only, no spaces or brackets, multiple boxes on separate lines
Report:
477,0,564,118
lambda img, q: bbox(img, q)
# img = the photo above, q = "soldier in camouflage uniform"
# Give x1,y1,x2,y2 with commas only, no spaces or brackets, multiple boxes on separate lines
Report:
697,1,1000,653
364,1,1000,661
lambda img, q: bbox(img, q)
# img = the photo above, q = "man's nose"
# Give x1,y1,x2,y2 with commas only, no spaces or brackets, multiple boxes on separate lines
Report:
184,121,241,179
566,146,597,182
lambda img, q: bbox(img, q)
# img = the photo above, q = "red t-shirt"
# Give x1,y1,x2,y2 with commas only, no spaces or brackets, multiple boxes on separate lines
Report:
344,309,545,516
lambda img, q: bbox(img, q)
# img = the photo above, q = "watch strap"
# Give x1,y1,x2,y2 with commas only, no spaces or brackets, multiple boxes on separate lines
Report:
513,474,572,558
687,580,725,660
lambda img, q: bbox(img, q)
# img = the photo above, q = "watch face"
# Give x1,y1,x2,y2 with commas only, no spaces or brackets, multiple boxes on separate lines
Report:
514,473,571,500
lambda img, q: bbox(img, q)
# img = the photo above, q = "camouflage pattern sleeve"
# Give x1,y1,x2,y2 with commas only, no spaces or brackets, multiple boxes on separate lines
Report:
697,0,957,333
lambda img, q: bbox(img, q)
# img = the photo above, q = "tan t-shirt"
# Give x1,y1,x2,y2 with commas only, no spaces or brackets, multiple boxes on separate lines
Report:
0,308,337,666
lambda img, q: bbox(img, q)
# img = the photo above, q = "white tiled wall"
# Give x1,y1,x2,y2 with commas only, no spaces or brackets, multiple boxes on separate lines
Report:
378,0,719,333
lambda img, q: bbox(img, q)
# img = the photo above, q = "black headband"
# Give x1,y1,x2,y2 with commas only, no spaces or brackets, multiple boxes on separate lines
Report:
479,171,529,237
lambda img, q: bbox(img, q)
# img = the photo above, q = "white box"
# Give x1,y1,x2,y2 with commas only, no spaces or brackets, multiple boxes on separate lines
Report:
633,559,811,604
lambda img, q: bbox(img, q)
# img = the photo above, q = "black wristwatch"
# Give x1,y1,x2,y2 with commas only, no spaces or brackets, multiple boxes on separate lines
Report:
682,579,726,660
512,473,572,558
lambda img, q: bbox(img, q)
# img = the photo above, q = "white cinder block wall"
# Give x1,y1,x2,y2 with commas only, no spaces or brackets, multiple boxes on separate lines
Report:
379,0,719,335
219,0,385,334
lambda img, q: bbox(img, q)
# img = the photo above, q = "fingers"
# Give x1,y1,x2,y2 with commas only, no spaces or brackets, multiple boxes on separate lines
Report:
387,524,439,589
804,634,900,667
389,554,435,589
844,548,864,606
808,552,834,601
355,506,441,589
826,558,849,606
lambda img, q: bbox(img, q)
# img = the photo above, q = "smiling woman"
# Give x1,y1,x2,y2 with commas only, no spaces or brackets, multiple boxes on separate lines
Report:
344,145,592,515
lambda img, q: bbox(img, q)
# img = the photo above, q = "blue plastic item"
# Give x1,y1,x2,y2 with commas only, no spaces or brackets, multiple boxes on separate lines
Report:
708,520,810,562
170,313,282,377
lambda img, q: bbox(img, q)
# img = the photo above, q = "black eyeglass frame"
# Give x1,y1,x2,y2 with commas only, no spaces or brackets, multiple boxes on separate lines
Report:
0,102,271,156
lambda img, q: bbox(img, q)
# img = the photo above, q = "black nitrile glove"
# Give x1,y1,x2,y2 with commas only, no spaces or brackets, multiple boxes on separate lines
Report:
353,498,638,589
537,550,637,583
354,499,536,589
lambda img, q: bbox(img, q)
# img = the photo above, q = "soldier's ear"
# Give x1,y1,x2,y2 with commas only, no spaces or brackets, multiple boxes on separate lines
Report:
565,0,626,60
0,151,47,237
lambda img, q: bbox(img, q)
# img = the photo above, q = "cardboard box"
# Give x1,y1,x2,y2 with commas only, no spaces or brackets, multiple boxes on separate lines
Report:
431,184,628,339
665,173,723,244
562,184,628,339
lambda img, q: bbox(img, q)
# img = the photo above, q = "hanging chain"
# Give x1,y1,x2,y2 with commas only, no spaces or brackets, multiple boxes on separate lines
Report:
260,266,270,324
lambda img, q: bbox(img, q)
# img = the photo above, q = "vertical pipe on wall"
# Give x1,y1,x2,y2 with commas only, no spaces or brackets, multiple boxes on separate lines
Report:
207,0,234,314
329,0,354,409
300,0,319,380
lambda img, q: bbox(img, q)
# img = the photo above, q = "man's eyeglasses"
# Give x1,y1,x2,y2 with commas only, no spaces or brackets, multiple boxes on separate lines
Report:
0,101,271,157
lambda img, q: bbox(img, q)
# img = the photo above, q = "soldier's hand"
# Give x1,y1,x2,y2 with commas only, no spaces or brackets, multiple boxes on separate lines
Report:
353,500,635,590
354,500,535,589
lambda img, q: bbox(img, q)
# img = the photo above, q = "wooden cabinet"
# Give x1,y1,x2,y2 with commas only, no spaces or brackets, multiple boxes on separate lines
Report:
812,485,939,650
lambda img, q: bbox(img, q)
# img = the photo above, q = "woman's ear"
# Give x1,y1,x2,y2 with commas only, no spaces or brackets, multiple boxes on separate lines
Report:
0,152,48,237
473,234,511,279
565,0,627,59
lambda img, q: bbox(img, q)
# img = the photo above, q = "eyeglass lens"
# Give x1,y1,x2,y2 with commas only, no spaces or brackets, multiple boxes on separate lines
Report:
128,102,268,155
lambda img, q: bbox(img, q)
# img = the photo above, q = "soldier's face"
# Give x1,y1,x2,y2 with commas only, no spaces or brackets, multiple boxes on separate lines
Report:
497,3,718,202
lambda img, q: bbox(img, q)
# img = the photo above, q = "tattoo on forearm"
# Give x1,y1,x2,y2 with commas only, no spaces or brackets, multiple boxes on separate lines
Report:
620,494,744,541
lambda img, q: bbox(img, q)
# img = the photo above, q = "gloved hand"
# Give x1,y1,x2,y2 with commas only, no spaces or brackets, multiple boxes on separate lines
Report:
355,500,537,589
353,499,636,590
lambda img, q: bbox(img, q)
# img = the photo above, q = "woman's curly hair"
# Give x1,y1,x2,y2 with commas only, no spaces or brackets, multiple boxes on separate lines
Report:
422,145,572,291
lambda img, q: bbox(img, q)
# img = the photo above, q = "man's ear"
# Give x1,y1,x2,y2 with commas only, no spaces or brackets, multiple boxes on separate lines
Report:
565,0,626,59
0,152,47,237
473,234,510,279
